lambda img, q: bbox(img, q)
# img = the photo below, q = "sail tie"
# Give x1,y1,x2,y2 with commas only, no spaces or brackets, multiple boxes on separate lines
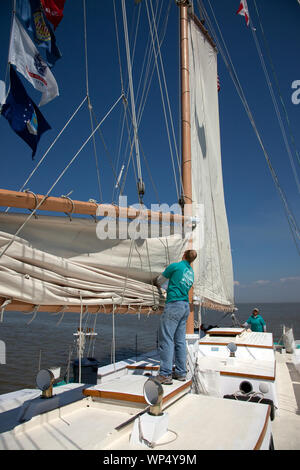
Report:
0,299,12,323
23,189,39,219
61,194,75,221
52,306,68,326
26,305,40,325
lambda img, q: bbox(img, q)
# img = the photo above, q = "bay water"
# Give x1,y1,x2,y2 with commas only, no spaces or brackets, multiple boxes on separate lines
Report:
0,302,299,395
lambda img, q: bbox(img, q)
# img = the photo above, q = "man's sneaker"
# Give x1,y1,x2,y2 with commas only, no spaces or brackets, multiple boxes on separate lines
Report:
172,373,186,381
155,374,173,385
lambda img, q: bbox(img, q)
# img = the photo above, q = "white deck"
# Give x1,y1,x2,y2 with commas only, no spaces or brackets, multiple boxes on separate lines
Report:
104,393,271,451
272,351,300,450
0,340,299,450
200,331,274,349
196,356,275,380
0,377,271,451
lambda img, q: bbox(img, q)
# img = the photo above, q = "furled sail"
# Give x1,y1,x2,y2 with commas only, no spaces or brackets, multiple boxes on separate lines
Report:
0,213,189,310
188,16,234,311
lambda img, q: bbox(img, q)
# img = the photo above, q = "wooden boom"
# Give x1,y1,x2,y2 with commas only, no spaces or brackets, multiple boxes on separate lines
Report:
0,188,189,225
0,297,163,315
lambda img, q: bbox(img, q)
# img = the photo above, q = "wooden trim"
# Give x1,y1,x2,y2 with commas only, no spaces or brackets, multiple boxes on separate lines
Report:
207,329,245,336
0,188,186,224
126,365,159,371
199,341,274,350
220,371,275,382
0,298,163,315
254,406,271,450
83,388,148,404
83,380,192,404
162,380,192,404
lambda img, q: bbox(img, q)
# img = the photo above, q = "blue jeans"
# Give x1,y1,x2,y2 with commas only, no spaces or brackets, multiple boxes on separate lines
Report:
158,300,190,377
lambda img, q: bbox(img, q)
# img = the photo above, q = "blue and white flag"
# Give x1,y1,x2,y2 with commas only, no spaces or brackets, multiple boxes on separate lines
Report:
16,0,62,67
8,15,59,106
1,65,51,158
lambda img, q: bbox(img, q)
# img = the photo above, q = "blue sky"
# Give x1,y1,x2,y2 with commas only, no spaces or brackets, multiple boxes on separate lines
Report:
0,0,300,303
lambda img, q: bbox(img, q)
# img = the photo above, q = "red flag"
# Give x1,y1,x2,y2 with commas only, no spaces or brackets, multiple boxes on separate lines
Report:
236,0,250,27
41,0,66,30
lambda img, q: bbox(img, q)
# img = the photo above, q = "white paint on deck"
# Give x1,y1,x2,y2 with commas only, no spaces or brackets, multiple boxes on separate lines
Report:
272,351,300,450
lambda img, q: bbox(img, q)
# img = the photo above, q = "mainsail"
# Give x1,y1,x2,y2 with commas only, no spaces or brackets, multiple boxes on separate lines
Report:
188,15,234,311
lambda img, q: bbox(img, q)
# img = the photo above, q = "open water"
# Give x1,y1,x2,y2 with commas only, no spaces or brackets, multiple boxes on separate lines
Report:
0,303,299,395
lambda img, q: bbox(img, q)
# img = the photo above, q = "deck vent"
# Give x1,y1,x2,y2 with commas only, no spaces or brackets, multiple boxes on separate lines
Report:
227,342,237,357
143,377,164,416
239,380,253,394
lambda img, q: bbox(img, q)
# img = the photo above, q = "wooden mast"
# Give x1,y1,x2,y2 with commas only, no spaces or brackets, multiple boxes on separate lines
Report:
179,0,194,334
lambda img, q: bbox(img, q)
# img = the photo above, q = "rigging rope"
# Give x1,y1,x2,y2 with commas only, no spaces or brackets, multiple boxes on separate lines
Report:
5,96,88,213
121,0,143,189
201,0,300,254
249,10,300,195
83,0,103,202
111,304,116,369
253,0,300,170
79,292,83,383
145,0,182,200
0,94,124,260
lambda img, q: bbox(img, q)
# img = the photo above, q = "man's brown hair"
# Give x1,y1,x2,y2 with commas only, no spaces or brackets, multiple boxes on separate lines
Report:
183,250,197,263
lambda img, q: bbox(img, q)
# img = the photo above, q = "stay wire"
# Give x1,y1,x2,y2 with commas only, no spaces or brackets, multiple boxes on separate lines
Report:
0,94,124,261
249,10,300,195
83,0,103,202
5,96,88,213
121,0,143,184
202,0,300,252
253,0,300,170
145,0,180,200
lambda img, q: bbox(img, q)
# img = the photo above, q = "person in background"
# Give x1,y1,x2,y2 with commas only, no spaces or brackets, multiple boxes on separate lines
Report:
243,308,266,332
154,249,197,385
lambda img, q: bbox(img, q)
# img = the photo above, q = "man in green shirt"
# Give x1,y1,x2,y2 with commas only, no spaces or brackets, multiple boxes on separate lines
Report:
154,249,197,385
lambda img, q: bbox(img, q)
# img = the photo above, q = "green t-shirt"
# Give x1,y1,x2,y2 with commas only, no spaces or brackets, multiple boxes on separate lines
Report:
162,260,194,303
246,314,266,332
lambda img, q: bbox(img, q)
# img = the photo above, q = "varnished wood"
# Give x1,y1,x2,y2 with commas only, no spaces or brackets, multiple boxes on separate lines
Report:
220,370,275,382
199,341,274,350
83,380,192,405
0,188,187,224
254,405,271,450
0,297,163,315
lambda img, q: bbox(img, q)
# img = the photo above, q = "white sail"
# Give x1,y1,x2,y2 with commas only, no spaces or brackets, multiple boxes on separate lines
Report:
188,17,234,310
0,213,189,308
